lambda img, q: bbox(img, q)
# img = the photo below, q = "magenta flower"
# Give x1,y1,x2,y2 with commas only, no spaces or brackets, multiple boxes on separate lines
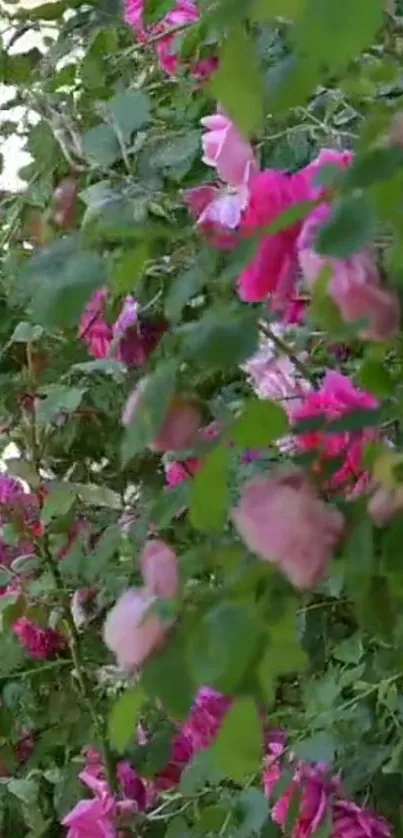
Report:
201,110,257,188
272,763,340,838
232,467,344,589
154,0,199,76
298,204,399,342
62,772,117,838
79,289,113,360
122,388,202,453
237,169,310,307
182,687,231,751
183,184,243,248
332,799,391,838
13,617,65,660
292,371,378,492
113,296,139,337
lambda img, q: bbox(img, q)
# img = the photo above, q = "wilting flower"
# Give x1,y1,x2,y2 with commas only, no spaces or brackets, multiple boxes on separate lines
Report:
298,205,399,342
183,184,244,247
13,618,65,660
332,799,391,838
201,110,257,188
140,539,179,599
292,371,378,492
232,468,344,588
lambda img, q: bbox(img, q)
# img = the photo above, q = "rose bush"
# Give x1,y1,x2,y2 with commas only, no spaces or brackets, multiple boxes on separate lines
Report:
0,0,402,835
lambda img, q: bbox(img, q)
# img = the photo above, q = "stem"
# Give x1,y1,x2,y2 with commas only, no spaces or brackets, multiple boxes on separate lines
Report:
259,321,317,387
25,345,117,792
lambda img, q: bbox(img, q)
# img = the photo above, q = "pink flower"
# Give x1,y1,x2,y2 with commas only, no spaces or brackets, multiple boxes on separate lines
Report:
113,296,139,337
192,56,219,82
182,687,231,751
300,148,353,198
237,169,310,307
272,763,340,838
103,588,170,671
165,458,200,486
117,762,147,810
140,539,179,599
154,732,193,789
292,371,378,491
201,111,257,188
154,0,199,76
13,618,65,659
62,772,116,838
298,205,399,342
184,184,245,247
117,316,167,368
243,333,311,413
332,799,391,838
368,484,403,526
231,468,344,588
79,289,113,360
263,738,286,799
122,386,202,453
124,0,146,39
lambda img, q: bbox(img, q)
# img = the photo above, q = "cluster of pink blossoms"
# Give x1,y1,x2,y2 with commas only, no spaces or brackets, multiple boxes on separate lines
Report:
186,110,399,339
64,688,391,838
124,0,217,79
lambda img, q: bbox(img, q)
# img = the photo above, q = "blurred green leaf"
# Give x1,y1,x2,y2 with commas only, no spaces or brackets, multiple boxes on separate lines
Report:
105,89,151,141
211,26,264,136
108,685,145,752
230,399,289,447
82,123,121,166
315,196,376,258
182,308,259,370
190,443,230,532
121,360,178,464
211,697,262,782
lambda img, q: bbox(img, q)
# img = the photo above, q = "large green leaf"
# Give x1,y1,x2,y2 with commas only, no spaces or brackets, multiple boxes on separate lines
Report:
182,308,259,370
210,26,264,137
108,685,145,752
21,236,106,328
230,399,289,447
121,360,178,464
82,123,121,166
315,196,375,259
190,443,230,532
105,89,151,142
210,697,262,782
293,0,383,72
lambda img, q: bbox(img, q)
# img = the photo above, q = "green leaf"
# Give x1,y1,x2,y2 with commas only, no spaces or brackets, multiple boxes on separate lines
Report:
249,0,302,19
165,817,191,838
190,444,230,532
22,236,107,328
82,123,121,166
105,89,150,141
293,0,383,72
165,253,217,323
230,399,289,447
234,788,269,838
357,359,393,398
333,632,363,664
315,196,375,258
294,733,337,763
182,308,259,370
9,322,43,344
142,632,195,719
146,131,200,177
36,387,86,423
259,604,307,702
188,601,262,692
112,243,149,294
121,360,178,464
7,778,39,806
180,751,223,795
70,483,122,510
210,26,264,137
108,685,145,752
211,697,262,782
267,55,320,115
326,407,382,433
343,147,403,190
42,485,76,524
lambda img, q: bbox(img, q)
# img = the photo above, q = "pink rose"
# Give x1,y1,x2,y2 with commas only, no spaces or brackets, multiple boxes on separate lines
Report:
154,0,199,76
298,205,399,342
140,539,179,599
103,588,168,671
332,799,391,838
201,111,257,188
231,468,344,588
62,772,116,838
183,184,243,247
368,485,403,526
272,764,340,838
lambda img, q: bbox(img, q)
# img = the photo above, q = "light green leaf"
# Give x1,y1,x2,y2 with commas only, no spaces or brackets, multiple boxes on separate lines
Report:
259,604,307,702
293,0,383,72
190,444,230,532
210,25,264,137
42,485,76,524
8,778,39,805
249,0,302,20
121,360,178,464
6,458,40,489
211,697,262,782
70,482,122,510
108,685,145,752
182,308,259,370
234,788,269,838
230,399,289,447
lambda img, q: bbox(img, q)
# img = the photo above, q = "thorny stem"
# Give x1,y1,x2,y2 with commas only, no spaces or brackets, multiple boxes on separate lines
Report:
259,321,317,387
25,345,117,792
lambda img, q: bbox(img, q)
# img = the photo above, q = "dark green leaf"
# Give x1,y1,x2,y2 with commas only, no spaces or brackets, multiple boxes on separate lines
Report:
105,89,150,141
82,124,121,166
190,443,230,532
142,632,195,720
121,360,178,463
182,308,259,370
234,788,269,838
315,196,375,259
